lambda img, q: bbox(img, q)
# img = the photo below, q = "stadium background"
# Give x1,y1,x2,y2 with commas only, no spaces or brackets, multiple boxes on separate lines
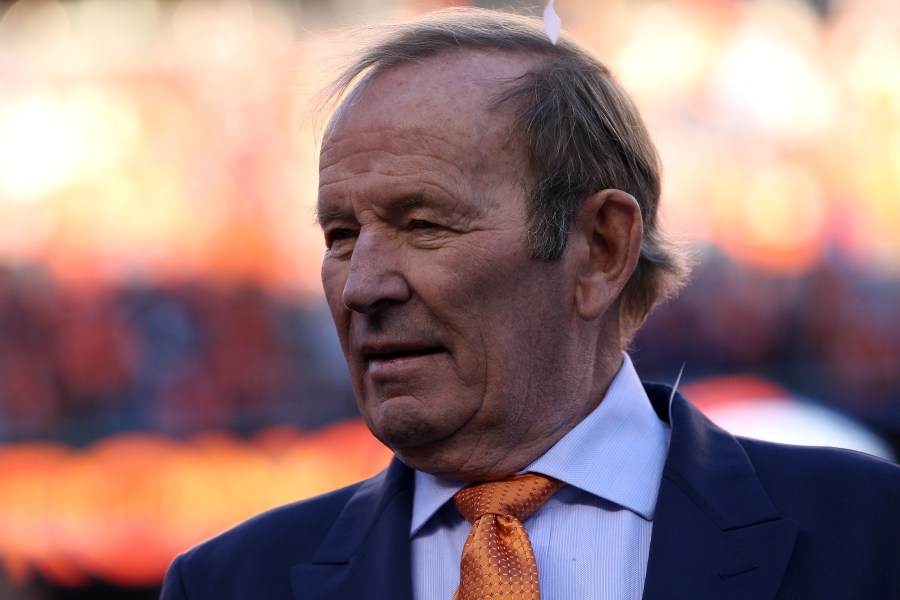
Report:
0,0,898,597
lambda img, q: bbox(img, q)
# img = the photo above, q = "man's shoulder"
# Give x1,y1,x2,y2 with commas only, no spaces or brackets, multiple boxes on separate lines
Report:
161,470,390,599
658,383,900,500
731,437,900,597
738,434,899,480
737,436,900,511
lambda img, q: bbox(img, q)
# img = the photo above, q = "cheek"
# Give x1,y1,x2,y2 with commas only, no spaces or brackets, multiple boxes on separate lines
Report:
321,261,348,318
414,242,517,301
411,253,528,387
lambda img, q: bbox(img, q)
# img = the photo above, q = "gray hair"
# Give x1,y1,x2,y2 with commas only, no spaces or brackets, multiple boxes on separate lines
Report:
319,8,691,341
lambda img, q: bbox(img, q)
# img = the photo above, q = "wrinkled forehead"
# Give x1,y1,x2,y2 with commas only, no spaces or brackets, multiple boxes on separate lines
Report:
322,49,536,148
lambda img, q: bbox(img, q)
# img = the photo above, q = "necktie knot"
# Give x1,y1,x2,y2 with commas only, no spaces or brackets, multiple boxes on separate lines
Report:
454,473,564,523
452,474,564,600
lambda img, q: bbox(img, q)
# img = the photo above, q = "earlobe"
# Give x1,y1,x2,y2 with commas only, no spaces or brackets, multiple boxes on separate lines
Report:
573,189,643,321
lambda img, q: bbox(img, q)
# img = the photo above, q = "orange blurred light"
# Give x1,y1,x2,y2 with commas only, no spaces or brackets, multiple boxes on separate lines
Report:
711,163,827,274
0,421,392,587
0,443,87,587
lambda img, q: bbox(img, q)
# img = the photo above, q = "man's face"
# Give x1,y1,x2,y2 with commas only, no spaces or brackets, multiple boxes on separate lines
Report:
317,51,586,481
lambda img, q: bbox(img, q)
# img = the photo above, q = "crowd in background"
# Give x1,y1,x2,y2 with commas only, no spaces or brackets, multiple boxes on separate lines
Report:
2,254,898,454
0,266,357,445
635,249,900,445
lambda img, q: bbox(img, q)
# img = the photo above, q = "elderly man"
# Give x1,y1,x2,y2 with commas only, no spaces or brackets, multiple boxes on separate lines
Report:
162,9,900,600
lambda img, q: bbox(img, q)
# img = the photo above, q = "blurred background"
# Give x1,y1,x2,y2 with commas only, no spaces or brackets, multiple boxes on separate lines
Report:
0,0,897,597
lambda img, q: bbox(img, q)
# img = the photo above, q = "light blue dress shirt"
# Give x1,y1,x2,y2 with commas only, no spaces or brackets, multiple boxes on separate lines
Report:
410,354,671,600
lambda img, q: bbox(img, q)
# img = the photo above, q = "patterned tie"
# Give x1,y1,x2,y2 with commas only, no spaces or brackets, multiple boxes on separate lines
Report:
453,474,565,600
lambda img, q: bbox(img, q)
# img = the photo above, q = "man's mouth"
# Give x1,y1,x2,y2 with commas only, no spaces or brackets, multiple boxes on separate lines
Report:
361,344,446,380
359,342,447,378
366,348,443,360
364,345,445,362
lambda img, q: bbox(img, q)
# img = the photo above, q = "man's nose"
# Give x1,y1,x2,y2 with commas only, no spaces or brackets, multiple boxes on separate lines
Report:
341,230,411,314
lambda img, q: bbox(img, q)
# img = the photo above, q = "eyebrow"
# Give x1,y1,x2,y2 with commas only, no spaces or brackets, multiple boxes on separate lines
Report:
393,195,426,212
314,203,345,228
316,194,431,228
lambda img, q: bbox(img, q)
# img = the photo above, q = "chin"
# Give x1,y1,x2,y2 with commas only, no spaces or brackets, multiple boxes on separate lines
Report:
372,415,438,450
385,430,467,475
364,392,454,445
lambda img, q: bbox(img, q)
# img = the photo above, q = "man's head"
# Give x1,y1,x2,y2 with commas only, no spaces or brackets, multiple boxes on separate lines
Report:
316,9,689,481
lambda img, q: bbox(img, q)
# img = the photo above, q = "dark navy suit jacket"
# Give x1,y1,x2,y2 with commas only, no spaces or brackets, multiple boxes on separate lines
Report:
161,385,900,599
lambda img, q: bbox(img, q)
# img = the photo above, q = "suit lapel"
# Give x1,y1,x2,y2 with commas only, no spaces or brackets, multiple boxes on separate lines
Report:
642,384,798,600
291,459,415,600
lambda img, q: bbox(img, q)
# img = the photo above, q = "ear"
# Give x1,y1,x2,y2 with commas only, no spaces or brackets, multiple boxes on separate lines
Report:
572,189,643,321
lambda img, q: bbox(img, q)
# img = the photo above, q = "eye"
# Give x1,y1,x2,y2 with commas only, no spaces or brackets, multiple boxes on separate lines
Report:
404,217,456,248
324,227,357,250
409,219,439,230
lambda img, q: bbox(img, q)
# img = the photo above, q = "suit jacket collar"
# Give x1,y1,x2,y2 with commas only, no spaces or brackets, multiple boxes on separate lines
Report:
642,383,798,600
291,384,797,600
291,458,415,599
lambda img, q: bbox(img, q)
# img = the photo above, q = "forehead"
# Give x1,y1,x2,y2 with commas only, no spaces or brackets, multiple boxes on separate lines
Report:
322,49,535,157
317,51,537,218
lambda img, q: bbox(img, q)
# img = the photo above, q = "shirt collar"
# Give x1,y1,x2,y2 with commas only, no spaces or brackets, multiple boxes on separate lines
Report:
410,353,670,536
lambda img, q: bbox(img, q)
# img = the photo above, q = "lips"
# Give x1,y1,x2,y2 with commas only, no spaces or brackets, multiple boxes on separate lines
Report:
361,343,445,362
358,340,447,381
361,343,446,380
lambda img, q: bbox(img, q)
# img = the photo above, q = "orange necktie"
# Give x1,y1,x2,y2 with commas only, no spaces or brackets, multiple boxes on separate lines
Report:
453,474,565,600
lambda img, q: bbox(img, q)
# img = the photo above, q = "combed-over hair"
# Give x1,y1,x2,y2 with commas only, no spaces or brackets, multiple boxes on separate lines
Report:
320,8,690,341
